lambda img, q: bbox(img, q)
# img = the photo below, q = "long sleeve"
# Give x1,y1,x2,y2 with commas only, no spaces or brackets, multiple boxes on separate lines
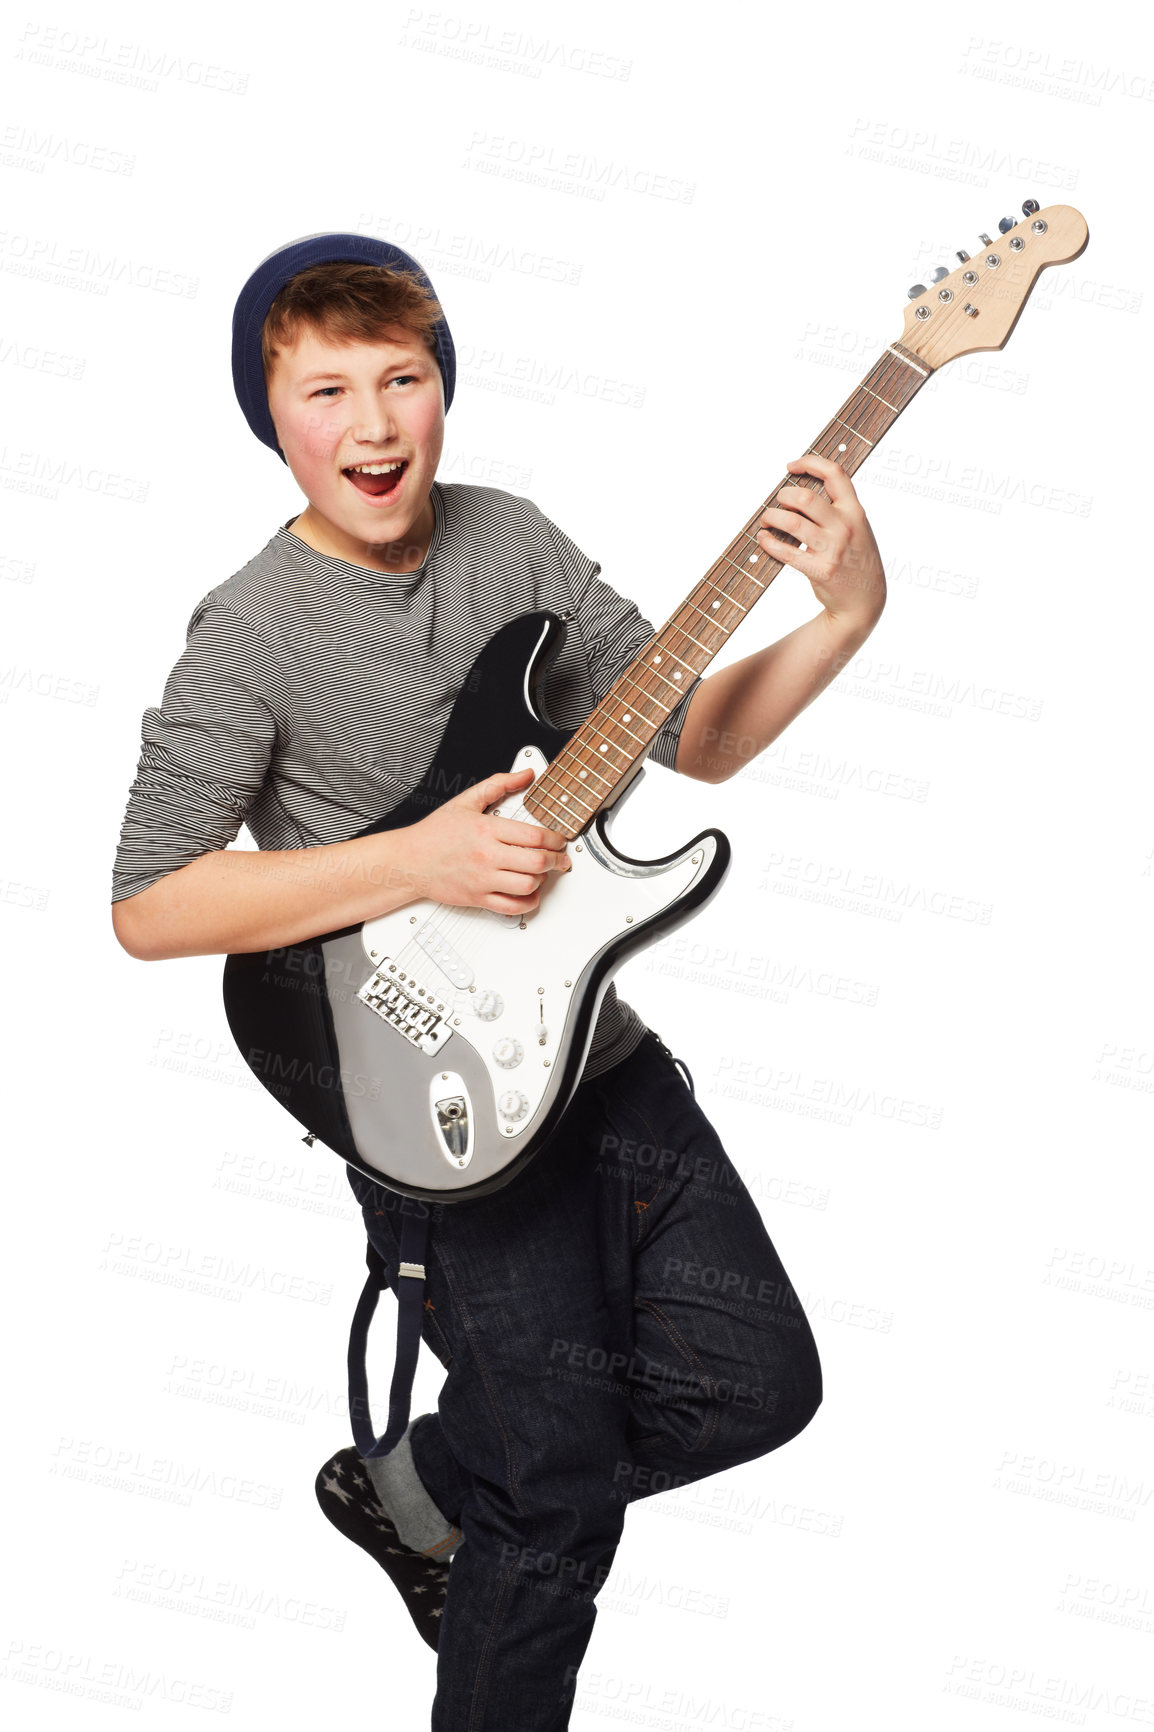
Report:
542,515,699,772
111,601,293,904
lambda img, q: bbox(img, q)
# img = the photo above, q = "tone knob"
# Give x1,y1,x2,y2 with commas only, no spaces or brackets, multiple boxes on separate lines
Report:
498,1090,529,1122
475,990,504,1021
930,266,949,283
998,215,1015,234
493,1037,524,1069
907,283,927,300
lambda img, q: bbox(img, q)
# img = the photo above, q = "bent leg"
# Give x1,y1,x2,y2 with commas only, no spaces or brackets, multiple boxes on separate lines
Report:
588,1032,823,1505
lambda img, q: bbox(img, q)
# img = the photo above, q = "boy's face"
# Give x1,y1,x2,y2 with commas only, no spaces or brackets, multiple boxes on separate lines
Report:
265,323,444,573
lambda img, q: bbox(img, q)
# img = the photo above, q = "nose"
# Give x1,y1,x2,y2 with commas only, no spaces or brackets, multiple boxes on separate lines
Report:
350,389,399,445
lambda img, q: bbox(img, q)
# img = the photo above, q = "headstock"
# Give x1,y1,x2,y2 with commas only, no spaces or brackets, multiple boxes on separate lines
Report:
898,200,1089,368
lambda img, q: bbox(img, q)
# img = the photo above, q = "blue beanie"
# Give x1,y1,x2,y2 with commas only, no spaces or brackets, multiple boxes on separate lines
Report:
231,231,456,463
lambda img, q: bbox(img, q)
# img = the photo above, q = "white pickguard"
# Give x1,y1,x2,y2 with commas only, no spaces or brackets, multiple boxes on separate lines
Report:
357,745,712,1154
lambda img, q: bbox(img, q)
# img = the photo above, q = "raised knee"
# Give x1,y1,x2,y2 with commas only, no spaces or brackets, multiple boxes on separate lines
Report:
731,1339,823,1458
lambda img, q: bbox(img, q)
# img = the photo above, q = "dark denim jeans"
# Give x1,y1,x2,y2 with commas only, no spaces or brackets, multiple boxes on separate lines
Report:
344,1027,822,1730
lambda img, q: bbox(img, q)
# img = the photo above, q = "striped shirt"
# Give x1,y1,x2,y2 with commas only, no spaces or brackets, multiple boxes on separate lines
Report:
111,479,700,1081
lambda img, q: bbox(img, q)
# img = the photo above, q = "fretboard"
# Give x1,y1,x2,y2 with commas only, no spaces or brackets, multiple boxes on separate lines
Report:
523,341,933,836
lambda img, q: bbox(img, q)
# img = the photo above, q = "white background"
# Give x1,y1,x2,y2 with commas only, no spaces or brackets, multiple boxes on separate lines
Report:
3,0,1151,1727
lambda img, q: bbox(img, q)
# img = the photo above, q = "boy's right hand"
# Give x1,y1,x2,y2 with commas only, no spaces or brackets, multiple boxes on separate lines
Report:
404,765,573,915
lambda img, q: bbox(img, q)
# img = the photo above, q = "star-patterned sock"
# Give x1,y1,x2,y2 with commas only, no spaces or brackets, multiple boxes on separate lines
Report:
363,1416,464,1561
315,1446,454,1651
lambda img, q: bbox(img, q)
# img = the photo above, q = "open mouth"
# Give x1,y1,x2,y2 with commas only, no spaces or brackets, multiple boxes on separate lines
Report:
342,460,408,500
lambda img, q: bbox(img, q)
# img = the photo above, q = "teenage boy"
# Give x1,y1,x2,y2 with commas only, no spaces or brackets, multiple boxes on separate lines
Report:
111,233,887,1730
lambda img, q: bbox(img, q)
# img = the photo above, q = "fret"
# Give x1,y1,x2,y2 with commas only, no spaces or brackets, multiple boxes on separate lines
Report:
561,733,617,779
647,643,699,678
616,655,689,707
833,416,873,446
714,548,768,586
603,660,669,712
640,663,688,702
683,592,744,628
712,589,747,614
604,716,648,749
547,781,596,819
861,383,899,412
674,623,719,657
625,638,688,699
595,701,654,748
619,684,672,716
526,345,933,837
562,754,613,794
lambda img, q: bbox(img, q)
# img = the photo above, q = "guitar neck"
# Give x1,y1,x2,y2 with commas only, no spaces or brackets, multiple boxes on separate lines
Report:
523,339,934,837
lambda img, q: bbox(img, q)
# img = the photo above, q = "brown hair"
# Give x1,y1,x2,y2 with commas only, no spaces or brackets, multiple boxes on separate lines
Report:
260,259,445,389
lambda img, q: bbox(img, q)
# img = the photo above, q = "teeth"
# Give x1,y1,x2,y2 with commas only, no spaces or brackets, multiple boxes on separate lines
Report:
347,461,405,475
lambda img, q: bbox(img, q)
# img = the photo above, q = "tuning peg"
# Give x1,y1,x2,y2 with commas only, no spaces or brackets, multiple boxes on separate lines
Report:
1022,198,1040,216
930,266,949,283
979,233,992,246
998,215,1015,234
907,283,927,300
955,250,970,264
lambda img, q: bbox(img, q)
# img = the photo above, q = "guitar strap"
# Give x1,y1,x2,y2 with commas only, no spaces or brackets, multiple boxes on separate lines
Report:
346,1207,430,1460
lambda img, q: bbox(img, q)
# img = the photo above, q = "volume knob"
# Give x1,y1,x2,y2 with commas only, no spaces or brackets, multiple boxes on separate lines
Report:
493,1037,524,1069
475,990,504,1021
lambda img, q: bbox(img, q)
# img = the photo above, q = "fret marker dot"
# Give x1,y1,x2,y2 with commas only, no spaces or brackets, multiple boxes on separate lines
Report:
599,743,608,753
750,554,759,563
673,670,682,681
712,599,720,608
652,654,662,664
579,770,587,778
623,713,631,722
838,443,847,452
560,794,568,802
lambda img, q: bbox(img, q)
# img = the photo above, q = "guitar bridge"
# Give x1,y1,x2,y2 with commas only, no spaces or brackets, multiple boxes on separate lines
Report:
357,958,452,1056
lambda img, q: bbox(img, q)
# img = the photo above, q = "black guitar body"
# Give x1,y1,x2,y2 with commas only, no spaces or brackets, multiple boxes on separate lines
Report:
222,610,729,1199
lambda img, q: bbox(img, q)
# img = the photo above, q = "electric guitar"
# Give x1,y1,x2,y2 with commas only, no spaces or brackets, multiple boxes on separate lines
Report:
223,199,1089,1201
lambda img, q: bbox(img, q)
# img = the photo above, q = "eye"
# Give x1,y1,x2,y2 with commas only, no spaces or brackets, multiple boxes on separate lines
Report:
389,374,417,387
310,386,341,399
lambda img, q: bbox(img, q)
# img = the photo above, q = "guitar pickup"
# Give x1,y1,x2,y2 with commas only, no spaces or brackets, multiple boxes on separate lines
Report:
357,959,452,1056
413,918,474,988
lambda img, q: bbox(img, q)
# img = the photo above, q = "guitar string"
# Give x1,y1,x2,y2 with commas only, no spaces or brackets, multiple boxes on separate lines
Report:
382,347,919,994
380,349,919,1006
380,350,923,1028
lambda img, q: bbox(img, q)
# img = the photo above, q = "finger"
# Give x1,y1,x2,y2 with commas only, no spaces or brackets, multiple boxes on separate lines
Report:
786,453,861,513
494,870,546,897
499,844,562,879
771,484,837,531
759,506,822,553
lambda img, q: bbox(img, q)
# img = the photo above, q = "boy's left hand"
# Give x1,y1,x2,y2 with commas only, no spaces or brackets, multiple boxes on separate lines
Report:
756,453,886,630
